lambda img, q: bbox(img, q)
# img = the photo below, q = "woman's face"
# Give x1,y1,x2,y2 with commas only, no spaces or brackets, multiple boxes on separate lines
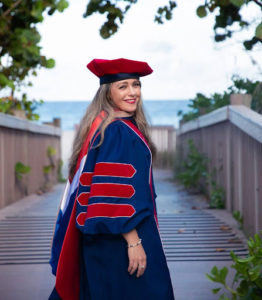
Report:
110,78,141,115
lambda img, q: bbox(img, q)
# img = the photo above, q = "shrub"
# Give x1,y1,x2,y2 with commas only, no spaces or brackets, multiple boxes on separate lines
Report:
15,162,31,180
177,139,208,189
0,94,43,121
233,211,244,230
206,233,262,299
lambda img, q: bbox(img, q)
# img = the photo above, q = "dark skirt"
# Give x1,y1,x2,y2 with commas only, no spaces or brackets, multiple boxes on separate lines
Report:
79,215,175,300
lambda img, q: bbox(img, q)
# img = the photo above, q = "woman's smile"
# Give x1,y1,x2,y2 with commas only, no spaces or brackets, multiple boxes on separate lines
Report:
124,98,137,104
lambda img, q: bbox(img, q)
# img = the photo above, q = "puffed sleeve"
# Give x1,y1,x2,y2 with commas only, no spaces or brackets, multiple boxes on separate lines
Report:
75,120,154,235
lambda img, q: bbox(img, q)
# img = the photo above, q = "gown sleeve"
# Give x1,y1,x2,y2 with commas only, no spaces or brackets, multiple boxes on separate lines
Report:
75,120,154,235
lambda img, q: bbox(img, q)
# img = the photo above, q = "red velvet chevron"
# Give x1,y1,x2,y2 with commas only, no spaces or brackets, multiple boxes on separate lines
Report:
79,172,93,186
90,183,135,198
76,162,137,225
77,203,136,226
94,162,136,178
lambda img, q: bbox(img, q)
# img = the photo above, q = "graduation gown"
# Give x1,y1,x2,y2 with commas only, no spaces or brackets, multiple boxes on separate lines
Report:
49,117,175,300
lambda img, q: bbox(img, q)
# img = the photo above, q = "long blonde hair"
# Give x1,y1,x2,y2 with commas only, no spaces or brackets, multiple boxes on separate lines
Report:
68,83,156,179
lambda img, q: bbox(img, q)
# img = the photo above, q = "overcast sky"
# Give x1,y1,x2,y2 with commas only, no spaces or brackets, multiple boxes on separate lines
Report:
23,0,262,101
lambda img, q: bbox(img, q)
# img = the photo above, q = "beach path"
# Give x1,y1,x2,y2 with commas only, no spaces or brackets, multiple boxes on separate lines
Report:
0,169,247,300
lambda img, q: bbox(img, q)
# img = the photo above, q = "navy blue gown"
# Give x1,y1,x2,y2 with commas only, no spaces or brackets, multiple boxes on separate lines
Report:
50,117,175,300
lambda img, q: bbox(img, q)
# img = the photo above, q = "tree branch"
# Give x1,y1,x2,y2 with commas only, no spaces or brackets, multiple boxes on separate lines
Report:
253,0,262,8
2,0,23,18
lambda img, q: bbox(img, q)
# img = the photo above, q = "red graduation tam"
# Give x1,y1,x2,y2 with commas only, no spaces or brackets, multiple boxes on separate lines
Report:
86,58,153,85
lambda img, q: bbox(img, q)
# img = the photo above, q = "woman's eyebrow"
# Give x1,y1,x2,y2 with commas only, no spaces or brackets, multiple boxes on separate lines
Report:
116,81,128,86
116,80,140,87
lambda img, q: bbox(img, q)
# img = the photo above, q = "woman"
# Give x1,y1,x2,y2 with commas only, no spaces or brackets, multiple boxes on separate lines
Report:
49,58,175,300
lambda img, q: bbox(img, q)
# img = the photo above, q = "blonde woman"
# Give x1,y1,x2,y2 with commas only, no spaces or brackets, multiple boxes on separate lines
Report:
49,58,175,300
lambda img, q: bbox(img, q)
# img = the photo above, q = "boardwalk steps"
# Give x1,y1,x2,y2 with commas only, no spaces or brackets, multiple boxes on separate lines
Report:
0,211,248,264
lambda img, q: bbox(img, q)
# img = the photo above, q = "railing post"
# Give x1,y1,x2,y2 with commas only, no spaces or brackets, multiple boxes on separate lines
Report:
225,121,232,211
230,94,252,108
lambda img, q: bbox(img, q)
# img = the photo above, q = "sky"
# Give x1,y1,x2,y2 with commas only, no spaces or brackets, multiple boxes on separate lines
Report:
21,0,262,101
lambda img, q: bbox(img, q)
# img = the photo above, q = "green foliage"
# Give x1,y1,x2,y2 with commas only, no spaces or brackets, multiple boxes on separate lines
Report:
15,162,31,180
177,139,226,208
255,22,262,40
178,76,261,122
207,169,226,209
196,5,207,18
233,210,244,230
0,73,14,89
199,0,261,50
83,0,262,49
228,75,259,95
42,145,58,191
0,94,43,121
83,0,133,39
0,0,68,100
43,165,52,175
0,96,14,114
177,139,208,189
252,82,262,114
47,146,56,157
206,232,262,299
46,146,56,170
57,159,67,183
177,91,230,122
209,184,225,209
154,1,177,24
230,0,245,8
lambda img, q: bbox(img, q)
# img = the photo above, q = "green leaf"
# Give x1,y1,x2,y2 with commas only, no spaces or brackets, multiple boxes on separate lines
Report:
236,256,254,263
254,233,262,244
212,287,221,294
15,162,31,175
256,277,262,288
45,58,55,68
15,162,31,180
206,273,217,282
220,267,228,284
248,268,260,281
230,0,244,8
57,0,69,12
196,6,207,18
16,173,23,180
31,2,44,22
255,23,262,40
47,146,56,156
43,165,51,174
0,74,15,89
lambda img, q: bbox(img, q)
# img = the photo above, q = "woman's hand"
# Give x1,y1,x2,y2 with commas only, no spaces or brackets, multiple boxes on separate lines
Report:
122,228,147,278
127,243,147,278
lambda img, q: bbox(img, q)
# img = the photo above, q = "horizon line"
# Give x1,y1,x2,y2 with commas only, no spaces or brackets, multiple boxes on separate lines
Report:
39,98,190,102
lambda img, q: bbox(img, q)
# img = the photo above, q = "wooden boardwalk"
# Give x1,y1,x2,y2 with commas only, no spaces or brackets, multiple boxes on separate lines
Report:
0,212,247,265
0,170,248,299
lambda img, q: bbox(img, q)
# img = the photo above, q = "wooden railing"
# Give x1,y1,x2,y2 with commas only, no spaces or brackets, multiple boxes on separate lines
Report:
150,125,176,152
0,113,61,209
177,102,262,236
150,125,176,168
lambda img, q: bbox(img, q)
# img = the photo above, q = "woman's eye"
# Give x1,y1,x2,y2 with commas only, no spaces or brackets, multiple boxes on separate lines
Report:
134,82,141,87
119,85,126,89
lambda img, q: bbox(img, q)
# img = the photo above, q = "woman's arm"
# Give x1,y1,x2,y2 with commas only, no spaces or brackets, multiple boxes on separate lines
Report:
122,229,147,278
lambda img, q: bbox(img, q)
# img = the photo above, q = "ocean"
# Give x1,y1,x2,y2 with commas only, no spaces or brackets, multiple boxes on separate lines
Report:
35,100,191,131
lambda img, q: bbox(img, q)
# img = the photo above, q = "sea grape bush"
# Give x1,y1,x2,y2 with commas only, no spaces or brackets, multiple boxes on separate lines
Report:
177,139,226,208
206,233,262,300
177,139,208,190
